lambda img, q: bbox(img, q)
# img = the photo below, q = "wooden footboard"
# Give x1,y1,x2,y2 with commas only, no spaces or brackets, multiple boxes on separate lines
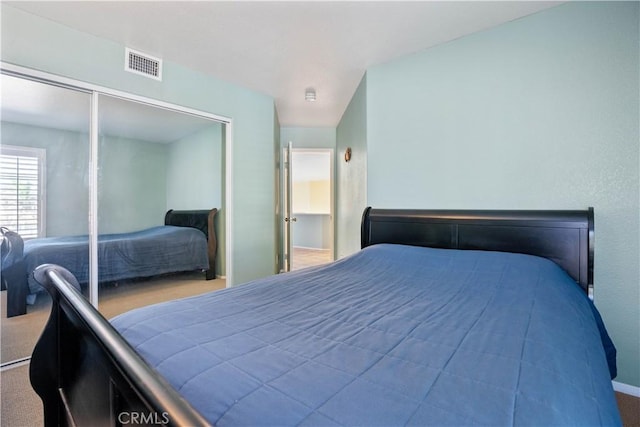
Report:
164,208,218,280
30,264,210,427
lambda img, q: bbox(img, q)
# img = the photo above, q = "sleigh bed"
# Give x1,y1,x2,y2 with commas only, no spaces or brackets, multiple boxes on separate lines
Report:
5,208,217,317
29,207,621,426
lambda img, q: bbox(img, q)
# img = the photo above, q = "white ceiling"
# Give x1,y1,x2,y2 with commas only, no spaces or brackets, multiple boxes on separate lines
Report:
6,1,562,127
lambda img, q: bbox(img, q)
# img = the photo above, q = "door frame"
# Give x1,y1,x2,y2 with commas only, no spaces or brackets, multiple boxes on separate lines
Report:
280,145,335,272
1,62,235,304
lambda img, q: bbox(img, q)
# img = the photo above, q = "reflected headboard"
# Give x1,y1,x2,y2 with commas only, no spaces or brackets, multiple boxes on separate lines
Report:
165,208,218,280
361,207,594,295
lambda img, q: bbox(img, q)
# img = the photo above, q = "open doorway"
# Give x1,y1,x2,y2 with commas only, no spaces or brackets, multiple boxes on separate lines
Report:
282,146,334,271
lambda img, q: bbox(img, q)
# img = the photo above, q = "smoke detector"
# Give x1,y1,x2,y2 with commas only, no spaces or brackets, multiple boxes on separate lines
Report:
125,48,162,81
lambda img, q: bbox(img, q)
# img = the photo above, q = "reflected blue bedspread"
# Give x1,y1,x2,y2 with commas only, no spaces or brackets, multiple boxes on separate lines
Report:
112,244,620,426
25,225,208,295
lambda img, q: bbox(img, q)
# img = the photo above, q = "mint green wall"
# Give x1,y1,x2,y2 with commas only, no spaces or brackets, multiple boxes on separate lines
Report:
280,127,336,149
2,5,276,285
98,135,167,234
166,126,222,210
2,121,169,237
1,121,90,237
336,76,367,259
366,2,639,387
166,125,225,276
273,109,281,272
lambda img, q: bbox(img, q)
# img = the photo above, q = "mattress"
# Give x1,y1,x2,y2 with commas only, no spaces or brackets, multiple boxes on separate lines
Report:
111,244,620,426
25,225,208,294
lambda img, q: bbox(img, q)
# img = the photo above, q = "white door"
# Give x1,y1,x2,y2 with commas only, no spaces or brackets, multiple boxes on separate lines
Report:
281,141,295,272
281,145,334,272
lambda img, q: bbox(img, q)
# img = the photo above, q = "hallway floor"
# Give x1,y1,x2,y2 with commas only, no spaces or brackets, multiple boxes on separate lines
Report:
292,247,332,270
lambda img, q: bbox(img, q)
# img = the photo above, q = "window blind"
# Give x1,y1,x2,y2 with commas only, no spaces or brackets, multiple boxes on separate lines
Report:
0,150,42,238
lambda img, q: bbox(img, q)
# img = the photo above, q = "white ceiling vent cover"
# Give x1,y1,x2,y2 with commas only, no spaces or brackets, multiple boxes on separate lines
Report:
125,48,162,81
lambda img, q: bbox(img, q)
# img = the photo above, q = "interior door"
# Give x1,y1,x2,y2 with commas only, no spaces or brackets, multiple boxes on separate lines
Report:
280,145,334,272
281,141,295,272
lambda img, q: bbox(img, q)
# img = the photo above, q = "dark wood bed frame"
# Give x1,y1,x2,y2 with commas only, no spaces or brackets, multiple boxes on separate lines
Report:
361,207,594,295
29,207,594,426
5,208,217,318
164,208,218,281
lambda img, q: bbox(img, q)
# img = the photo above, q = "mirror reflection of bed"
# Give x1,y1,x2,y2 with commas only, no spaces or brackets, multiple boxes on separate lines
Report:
0,74,227,366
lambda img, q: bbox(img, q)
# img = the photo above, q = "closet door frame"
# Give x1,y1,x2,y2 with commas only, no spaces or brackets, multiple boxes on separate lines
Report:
1,62,235,306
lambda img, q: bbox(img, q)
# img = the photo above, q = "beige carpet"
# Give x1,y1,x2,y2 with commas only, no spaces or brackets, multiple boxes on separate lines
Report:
0,295,50,365
1,363,42,427
1,272,226,364
1,272,226,426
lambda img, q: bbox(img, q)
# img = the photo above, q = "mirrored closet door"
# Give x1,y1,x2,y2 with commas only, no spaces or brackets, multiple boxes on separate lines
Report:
1,73,91,364
1,73,227,366
95,94,226,318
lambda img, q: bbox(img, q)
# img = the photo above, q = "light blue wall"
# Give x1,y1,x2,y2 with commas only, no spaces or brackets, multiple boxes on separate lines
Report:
1,122,90,237
166,125,225,276
166,126,222,209
273,109,282,272
2,4,276,285
2,121,169,236
280,127,336,149
336,75,367,259
98,135,167,234
366,2,639,387
292,214,331,249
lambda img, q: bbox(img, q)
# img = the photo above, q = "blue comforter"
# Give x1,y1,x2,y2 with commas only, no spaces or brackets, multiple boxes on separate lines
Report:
112,244,620,426
25,225,208,295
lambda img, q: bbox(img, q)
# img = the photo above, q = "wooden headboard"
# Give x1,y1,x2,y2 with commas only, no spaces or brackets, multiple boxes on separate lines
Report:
361,207,594,295
165,208,217,280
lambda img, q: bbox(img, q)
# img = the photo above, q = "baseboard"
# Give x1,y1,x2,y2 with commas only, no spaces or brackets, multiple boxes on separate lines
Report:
216,275,226,280
613,381,640,397
293,246,330,251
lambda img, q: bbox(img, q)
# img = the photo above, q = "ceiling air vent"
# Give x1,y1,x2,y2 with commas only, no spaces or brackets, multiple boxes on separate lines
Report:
125,48,162,81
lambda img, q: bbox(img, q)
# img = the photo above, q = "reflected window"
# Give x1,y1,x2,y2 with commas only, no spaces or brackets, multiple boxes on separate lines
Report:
0,144,46,238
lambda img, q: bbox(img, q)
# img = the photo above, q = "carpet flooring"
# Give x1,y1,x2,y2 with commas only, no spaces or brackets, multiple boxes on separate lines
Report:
1,271,226,363
1,363,42,427
1,272,226,426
